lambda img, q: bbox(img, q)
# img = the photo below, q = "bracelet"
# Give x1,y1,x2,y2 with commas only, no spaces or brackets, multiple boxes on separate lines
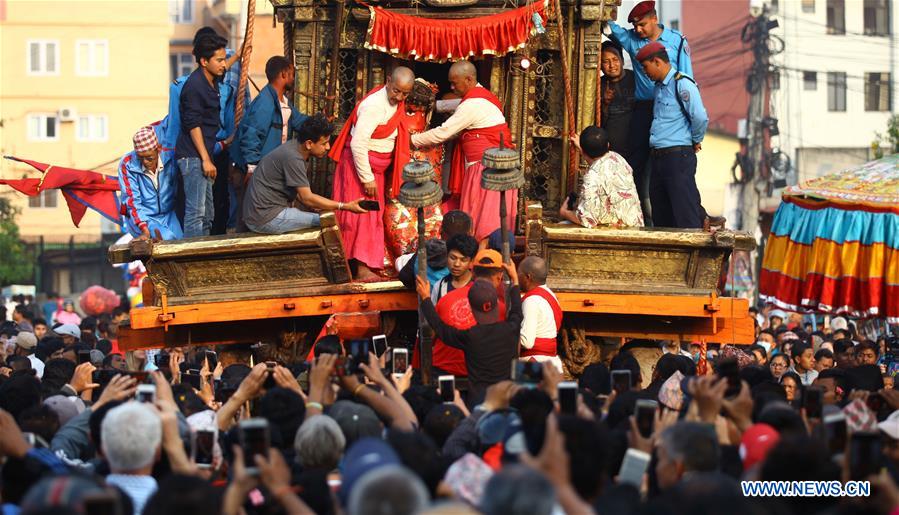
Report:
305,401,323,411
353,383,367,397
337,202,344,211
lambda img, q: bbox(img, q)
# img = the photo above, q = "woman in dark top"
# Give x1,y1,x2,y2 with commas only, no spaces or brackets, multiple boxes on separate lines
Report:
600,41,636,157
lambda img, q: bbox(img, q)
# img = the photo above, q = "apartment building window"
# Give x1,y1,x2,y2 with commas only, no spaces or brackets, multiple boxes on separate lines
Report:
27,40,59,75
77,115,109,142
76,40,109,76
864,0,890,36
865,72,891,111
28,191,58,209
827,0,845,34
170,0,193,24
827,72,847,111
802,0,815,13
27,114,59,141
170,53,194,81
804,71,817,90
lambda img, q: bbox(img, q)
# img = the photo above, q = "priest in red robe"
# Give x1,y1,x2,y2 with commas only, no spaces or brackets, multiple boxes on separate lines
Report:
330,67,415,281
518,256,563,372
411,60,516,246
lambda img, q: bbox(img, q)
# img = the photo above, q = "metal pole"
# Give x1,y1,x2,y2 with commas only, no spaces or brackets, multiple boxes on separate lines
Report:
416,206,433,386
500,190,510,264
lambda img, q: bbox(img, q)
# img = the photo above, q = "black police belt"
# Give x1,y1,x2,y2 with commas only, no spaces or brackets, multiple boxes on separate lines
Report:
651,145,693,156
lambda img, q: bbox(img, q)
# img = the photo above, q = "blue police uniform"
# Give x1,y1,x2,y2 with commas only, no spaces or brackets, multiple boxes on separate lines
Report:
649,67,708,229
606,22,693,214
117,149,183,240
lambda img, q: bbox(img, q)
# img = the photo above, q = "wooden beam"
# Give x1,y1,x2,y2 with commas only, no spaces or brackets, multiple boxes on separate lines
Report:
556,292,750,319
570,313,755,344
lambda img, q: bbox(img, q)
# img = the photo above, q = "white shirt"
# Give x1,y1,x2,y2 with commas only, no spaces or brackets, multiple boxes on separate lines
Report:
279,96,292,144
411,85,506,150
142,159,164,190
27,354,45,378
350,87,399,184
106,474,158,515
519,285,560,351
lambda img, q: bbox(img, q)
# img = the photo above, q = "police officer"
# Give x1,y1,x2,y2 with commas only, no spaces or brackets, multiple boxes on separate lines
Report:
605,0,693,220
635,41,708,229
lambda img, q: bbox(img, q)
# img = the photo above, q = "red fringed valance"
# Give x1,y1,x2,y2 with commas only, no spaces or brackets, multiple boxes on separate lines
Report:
364,2,548,62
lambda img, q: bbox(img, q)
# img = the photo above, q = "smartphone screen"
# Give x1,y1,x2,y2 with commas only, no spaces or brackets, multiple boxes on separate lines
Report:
263,361,276,390
193,429,215,467
849,432,882,480
182,373,201,391
612,370,632,394
136,384,156,404
205,351,218,371
635,400,657,438
371,335,388,357
618,448,651,488
239,419,270,474
392,348,408,374
804,386,823,420
78,350,92,365
716,358,741,398
558,382,577,415
439,375,455,403
513,360,543,385
349,340,371,374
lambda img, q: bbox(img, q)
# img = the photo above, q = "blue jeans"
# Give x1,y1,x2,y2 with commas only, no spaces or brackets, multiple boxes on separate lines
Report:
178,157,214,238
247,207,321,234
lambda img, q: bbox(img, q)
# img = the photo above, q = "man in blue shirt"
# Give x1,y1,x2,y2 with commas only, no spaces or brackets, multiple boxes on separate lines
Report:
606,0,692,219
118,127,182,240
636,41,708,229
175,34,228,238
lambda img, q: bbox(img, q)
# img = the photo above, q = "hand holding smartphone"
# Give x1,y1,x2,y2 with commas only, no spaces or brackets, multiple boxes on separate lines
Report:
612,370,632,394
392,348,408,375
635,399,658,438
239,418,270,475
439,375,455,403
558,382,578,414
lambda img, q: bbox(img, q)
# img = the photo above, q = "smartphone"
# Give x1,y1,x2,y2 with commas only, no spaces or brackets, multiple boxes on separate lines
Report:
439,375,455,403
136,384,156,404
349,340,371,374
239,418,270,475
558,381,578,415
512,360,543,385
371,334,388,357
611,370,632,394
392,348,408,375
155,351,170,368
359,200,380,211
204,350,218,372
566,192,577,211
618,448,651,488
23,432,36,446
82,492,122,515
716,358,741,398
635,399,658,438
193,429,216,468
78,350,92,365
92,369,118,385
804,386,824,420
824,412,848,456
182,373,201,391
263,361,277,390
849,432,882,480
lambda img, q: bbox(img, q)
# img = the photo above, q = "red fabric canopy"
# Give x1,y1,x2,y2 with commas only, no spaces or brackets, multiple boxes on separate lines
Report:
364,2,547,62
1,156,121,227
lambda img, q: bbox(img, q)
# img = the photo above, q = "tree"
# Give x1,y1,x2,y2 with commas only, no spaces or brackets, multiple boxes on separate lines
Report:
0,197,33,286
872,114,899,159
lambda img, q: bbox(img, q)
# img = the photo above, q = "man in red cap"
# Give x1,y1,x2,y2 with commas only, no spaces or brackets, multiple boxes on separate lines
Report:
117,126,182,240
636,42,709,229
606,0,693,221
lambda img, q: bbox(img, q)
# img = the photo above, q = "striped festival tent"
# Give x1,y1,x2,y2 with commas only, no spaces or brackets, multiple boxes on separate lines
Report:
760,154,899,323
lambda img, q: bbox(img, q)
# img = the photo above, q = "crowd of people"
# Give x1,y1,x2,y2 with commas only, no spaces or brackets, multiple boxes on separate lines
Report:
2,290,899,514
116,0,719,282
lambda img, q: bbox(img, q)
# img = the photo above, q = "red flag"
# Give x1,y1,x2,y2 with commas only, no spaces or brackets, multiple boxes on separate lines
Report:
1,156,121,227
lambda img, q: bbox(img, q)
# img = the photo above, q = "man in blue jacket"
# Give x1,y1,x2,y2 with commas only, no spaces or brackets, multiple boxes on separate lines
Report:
118,127,182,240
231,56,309,229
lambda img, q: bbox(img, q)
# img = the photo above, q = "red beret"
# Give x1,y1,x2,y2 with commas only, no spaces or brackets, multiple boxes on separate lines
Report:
628,0,656,23
635,41,666,62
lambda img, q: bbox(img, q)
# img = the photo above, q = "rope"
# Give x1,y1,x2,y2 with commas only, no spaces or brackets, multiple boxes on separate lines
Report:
552,0,578,193
234,0,257,129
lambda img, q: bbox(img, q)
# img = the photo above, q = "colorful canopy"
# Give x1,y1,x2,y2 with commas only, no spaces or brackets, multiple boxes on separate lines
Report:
760,154,899,323
363,2,547,62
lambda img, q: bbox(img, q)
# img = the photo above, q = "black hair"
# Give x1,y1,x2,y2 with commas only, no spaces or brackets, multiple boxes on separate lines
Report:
600,40,623,58
579,126,610,159
385,429,446,499
610,351,641,387
96,339,112,356
295,113,334,145
740,364,775,389
80,316,97,332
816,367,849,392
14,304,32,320
192,27,218,47
790,341,811,361
472,266,503,280
258,387,305,450
440,210,472,240
265,55,292,82
34,336,64,362
193,34,227,64
814,348,834,362
40,358,76,397
653,353,693,385
402,385,442,434
89,399,124,452
558,415,609,501
313,335,343,358
856,340,879,357
446,233,478,260
832,337,854,354
579,362,611,396
32,317,47,327
17,405,60,444
423,403,465,449
510,388,555,455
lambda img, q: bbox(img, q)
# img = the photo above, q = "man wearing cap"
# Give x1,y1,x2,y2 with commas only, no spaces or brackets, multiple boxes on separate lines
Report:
14,331,45,378
636,42,708,229
117,126,182,240
416,259,523,402
517,256,563,372
412,248,508,382
606,0,693,213
54,324,81,347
